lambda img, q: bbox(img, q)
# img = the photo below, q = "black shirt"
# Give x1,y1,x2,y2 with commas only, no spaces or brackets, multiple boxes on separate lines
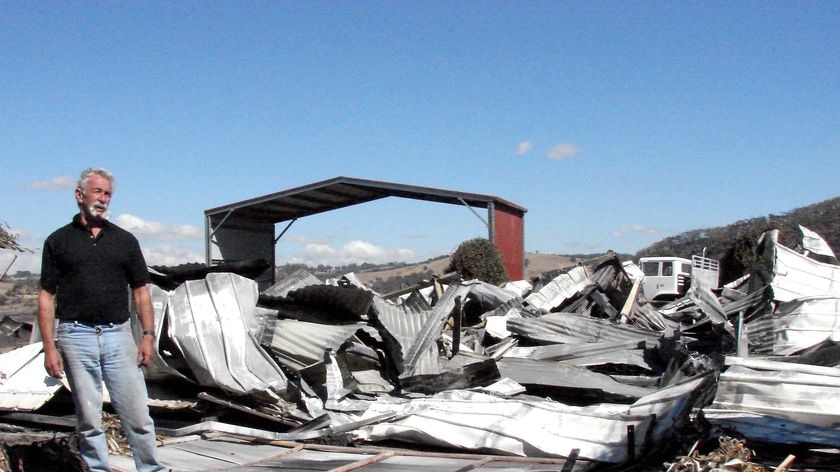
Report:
40,214,150,323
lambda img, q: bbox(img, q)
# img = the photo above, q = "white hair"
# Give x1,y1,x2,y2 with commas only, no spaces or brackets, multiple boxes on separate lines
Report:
77,167,115,192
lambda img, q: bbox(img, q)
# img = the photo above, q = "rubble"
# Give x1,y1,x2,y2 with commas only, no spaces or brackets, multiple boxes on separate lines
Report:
1,226,839,471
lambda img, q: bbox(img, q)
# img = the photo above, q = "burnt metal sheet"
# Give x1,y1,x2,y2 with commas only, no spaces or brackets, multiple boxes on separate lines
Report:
795,338,840,367
263,319,366,371
701,408,840,447
130,283,190,382
354,374,709,464
0,342,64,412
158,412,397,442
623,372,712,441
707,356,840,444
688,286,729,327
628,303,672,332
0,314,29,340
112,434,585,472
745,316,777,355
524,266,592,313
496,357,654,399
110,435,286,471
768,296,840,355
507,312,664,345
402,284,469,377
799,225,837,258
461,279,519,308
262,284,373,324
261,268,322,298
503,341,656,372
502,280,533,298
371,284,474,378
168,273,287,396
356,390,651,461
720,287,767,318
761,230,840,302
745,295,840,355
370,296,441,377
484,312,521,339
400,356,500,394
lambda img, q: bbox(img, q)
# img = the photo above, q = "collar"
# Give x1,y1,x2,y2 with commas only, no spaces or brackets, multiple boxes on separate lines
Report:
71,213,112,233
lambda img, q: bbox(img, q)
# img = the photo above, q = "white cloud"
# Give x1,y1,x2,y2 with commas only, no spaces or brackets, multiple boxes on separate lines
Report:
17,176,76,190
115,214,202,241
142,245,204,267
516,141,532,156
286,234,328,245
612,225,658,238
547,143,579,160
290,239,417,266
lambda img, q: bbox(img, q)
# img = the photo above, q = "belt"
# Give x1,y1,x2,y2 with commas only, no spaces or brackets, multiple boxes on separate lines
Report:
59,319,122,328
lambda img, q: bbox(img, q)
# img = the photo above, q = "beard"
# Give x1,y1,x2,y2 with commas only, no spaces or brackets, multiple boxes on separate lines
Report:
87,202,110,221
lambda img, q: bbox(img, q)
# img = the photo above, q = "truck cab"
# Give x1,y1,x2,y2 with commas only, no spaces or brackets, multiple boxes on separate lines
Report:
638,255,719,302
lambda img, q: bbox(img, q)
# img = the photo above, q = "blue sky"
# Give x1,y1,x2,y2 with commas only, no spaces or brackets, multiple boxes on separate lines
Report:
2,1,838,274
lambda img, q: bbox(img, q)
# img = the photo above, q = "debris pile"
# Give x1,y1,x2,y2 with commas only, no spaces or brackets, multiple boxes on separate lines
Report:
1,227,839,471
666,436,779,472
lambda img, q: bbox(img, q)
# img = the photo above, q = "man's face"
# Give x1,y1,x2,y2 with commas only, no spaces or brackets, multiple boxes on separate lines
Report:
76,174,113,223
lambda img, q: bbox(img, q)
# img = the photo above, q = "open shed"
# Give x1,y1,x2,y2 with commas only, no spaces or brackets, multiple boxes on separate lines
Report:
204,176,527,287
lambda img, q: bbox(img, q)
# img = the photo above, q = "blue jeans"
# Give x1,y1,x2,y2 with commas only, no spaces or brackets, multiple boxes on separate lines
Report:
57,320,166,472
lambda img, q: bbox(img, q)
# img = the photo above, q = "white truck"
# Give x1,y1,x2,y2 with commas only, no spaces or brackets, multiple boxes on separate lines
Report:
637,255,720,302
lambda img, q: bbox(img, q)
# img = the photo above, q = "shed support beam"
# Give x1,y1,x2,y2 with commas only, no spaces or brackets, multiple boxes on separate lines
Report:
275,218,298,244
458,197,497,243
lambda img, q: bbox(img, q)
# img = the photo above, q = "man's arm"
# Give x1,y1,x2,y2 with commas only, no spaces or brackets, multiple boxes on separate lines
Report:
38,288,63,379
132,284,156,366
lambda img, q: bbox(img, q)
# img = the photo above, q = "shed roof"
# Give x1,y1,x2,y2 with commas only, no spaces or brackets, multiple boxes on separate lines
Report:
204,176,527,227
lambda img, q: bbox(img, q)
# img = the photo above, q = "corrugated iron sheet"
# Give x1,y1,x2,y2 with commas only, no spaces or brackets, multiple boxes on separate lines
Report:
262,268,323,298
401,284,470,377
746,295,840,355
507,312,664,345
263,319,366,371
353,374,709,463
110,434,585,472
764,233,840,302
370,296,440,376
769,296,840,355
130,283,190,382
705,356,840,447
524,266,592,312
496,357,654,398
0,342,64,411
503,340,656,371
168,273,288,397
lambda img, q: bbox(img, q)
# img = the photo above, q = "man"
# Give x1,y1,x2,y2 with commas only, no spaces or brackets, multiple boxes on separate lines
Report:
38,167,166,472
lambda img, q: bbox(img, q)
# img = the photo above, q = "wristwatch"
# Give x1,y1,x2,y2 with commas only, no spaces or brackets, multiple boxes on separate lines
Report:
142,329,156,338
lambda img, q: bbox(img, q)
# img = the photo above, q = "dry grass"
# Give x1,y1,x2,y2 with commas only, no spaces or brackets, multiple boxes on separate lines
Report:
353,252,578,284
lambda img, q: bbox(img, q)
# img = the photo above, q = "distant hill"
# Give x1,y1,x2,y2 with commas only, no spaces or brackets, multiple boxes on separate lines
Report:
351,252,579,286
293,197,840,291
277,252,617,294
635,196,840,283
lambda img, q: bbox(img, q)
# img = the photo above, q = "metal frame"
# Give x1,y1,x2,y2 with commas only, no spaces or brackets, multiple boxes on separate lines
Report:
204,176,526,281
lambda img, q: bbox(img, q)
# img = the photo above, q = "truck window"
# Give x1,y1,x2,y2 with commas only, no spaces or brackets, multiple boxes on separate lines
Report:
662,261,673,276
681,263,692,274
642,261,659,276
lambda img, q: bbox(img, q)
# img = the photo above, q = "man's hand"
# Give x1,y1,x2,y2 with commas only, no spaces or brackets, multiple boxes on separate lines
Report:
132,284,157,367
38,288,63,379
137,335,155,366
44,346,64,379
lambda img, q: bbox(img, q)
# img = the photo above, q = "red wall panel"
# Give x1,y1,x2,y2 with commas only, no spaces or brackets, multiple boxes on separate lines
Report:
493,207,524,280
